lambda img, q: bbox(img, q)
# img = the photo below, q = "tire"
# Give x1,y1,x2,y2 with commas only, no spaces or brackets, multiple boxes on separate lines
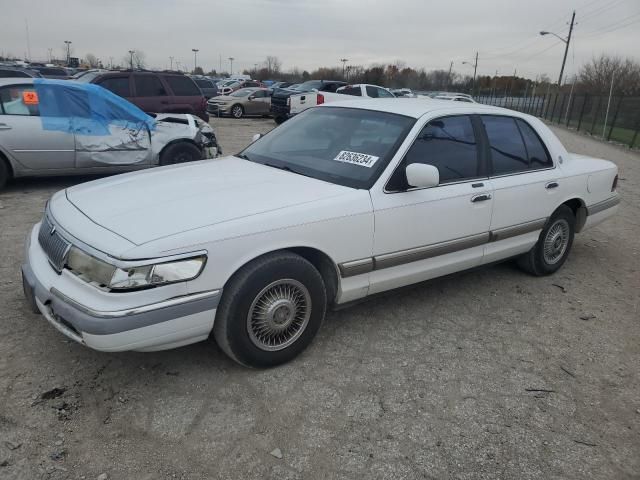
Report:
159,142,203,166
274,115,287,125
213,251,327,368
517,205,575,276
0,158,10,191
231,104,244,119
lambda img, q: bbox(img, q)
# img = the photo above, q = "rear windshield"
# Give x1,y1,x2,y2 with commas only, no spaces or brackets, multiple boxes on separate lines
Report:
163,75,200,96
241,107,415,189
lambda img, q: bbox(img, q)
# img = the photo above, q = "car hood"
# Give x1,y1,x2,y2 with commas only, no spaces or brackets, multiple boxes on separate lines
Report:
64,157,354,246
208,95,236,103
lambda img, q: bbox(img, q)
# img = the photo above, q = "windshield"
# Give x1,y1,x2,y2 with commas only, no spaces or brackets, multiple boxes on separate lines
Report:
231,88,253,97
240,107,415,189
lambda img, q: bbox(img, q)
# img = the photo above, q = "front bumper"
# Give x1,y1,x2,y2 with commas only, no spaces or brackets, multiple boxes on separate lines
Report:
22,224,221,352
207,103,231,115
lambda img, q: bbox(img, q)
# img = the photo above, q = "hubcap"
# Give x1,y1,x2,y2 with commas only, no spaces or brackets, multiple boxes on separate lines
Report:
247,279,311,351
543,219,570,264
233,106,242,117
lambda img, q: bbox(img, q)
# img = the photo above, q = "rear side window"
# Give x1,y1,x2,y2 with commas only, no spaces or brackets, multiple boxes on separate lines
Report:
98,77,131,97
0,69,30,78
339,86,362,96
516,119,553,168
134,75,167,97
389,115,480,189
0,85,40,116
482,116,529,175
377,88,395,98
163,75,200,96
195,79,211,88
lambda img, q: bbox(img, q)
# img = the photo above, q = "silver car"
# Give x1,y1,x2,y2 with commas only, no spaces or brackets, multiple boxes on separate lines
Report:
0,79,219,190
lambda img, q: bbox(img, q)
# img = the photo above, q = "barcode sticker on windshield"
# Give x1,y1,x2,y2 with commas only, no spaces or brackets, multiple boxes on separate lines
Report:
333,150,379,168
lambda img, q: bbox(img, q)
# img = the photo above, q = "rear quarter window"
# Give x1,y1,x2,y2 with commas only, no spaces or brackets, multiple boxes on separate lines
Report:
163,76,201,96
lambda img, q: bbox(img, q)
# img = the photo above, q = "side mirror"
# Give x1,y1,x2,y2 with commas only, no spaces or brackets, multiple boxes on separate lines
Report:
251,133,262,143
405,163,439,189
248,95,255,100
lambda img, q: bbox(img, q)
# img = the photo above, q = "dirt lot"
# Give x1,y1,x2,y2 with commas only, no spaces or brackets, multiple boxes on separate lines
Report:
0,117,638,480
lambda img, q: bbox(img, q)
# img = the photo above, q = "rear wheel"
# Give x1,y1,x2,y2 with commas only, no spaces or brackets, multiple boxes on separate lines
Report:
213,251,327,368
517,205,575,276
159,142,203,166
231,104,244,119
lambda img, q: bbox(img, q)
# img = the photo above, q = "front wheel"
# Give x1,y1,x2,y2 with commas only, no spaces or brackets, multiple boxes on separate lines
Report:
517,205,575,276
231,104,244,119
159,142,203,166
213,252,327,368
274,115,287,125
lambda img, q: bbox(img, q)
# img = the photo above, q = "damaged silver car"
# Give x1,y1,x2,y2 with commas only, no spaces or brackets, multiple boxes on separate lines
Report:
0,78,220,190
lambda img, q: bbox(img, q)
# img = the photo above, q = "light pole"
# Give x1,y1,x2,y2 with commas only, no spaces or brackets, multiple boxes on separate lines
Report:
48,48,53,63
128,50,135,69
540,10,575,86
462,51,478,96
169,56,174,70
64,40,72,66
192,49,199,73
228,57,234,75
340,58,348,79
447,61,453,90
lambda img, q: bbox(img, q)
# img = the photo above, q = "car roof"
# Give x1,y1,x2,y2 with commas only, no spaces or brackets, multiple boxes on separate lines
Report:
319,97,516,119
0,78,36,86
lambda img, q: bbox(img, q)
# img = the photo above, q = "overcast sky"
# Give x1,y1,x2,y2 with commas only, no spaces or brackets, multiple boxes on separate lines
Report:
3,0,639,79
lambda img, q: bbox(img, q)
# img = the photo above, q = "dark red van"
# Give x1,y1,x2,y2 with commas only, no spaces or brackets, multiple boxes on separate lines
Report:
78,70,209,122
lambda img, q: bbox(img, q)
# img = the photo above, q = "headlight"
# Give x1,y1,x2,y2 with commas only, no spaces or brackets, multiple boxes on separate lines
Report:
66,247,206,291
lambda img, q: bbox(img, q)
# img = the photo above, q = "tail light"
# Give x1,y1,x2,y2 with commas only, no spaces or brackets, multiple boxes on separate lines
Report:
200,97,207,111
286,97,291,106
317,93,325,105
612,174,618,192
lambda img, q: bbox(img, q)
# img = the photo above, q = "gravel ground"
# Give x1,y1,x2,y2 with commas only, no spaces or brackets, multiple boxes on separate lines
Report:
0,118,638,480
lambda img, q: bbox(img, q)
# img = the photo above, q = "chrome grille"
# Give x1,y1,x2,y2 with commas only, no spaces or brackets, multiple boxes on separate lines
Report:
38,216,71,273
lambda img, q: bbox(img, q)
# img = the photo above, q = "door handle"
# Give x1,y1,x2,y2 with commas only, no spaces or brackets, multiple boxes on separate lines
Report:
0,123,11,130
472,182,485,188
471,193,492,203
546,181,559,189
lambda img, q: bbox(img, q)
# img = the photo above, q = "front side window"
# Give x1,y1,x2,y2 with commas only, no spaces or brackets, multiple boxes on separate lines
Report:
98,77,131,97
366,86,381,98
231,88,253,97
164,75,200,96
482,116,532,175
0,86,40,116
241,107,415,189
388,115,480,190
135,75,167,97
377,88,395,98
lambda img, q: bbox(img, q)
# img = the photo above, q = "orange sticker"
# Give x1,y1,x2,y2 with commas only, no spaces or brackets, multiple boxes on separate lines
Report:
22,91,39,105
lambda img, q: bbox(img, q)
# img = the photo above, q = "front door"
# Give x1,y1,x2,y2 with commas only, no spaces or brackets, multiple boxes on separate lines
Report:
0,84,75,171
369,114,494,294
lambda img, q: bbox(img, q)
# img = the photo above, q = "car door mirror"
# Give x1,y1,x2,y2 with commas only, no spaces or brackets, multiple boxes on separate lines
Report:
248,95,255,100
405,163,439,189
251,133,262,142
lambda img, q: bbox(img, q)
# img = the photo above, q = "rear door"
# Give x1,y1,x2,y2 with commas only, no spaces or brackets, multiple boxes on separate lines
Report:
0,84,75,171
132,74,169,114
479,115,561,263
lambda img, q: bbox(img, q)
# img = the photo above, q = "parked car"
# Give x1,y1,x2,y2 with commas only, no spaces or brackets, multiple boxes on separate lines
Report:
434,93,476,103
78,70,209,122
71,69,109,80
0,79,219,189
207,87,271,118
270,81,294,89
0,66,42,78
270,79,346,124
190,75,219,99
21,99,620,367
29,66,70,79
218,79,264,96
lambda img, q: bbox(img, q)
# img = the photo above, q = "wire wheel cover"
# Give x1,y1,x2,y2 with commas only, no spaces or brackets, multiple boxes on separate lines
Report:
246,279,312,351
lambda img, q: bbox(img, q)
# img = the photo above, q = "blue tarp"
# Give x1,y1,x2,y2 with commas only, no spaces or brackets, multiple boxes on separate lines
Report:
32,79,155,136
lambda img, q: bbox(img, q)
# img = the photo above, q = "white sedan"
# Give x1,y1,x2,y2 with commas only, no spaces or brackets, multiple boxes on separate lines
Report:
22,99,620,367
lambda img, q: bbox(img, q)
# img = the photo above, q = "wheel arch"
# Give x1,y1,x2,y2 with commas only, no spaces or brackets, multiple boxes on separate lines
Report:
222,246,340,306
0,149,15,179
560,197,587,232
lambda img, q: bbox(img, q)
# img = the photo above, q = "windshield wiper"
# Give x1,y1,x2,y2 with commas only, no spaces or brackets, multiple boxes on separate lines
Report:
264,162,312,178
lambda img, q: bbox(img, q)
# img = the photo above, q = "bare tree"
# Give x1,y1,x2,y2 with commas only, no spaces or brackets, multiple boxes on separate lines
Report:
85,53,99,68
579,54,640,95
264,56,282,75
122,50,147,69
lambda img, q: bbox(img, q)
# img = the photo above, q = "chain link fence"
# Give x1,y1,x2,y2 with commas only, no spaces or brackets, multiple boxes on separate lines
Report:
476,92,640,149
